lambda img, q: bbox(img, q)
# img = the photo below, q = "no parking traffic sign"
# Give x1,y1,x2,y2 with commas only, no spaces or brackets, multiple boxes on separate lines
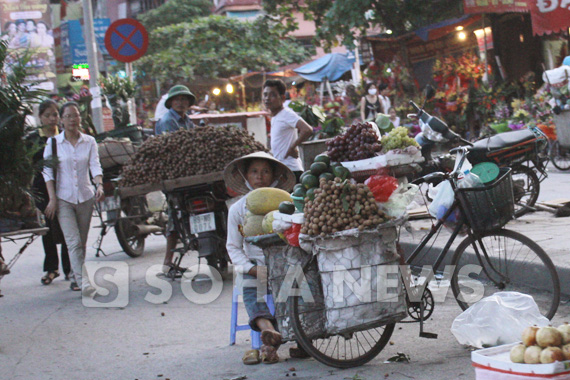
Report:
104,19,149,63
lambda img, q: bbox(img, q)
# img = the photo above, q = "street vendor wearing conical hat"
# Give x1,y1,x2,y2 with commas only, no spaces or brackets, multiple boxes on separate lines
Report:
223,152,308,365
154,84,196,135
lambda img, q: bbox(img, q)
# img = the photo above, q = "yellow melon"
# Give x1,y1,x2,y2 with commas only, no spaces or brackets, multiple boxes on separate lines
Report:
242,212,265,237
246,187,292,215
262,211,277,234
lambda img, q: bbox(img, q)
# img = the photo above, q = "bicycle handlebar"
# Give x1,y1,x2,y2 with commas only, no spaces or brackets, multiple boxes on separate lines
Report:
412,171,448,185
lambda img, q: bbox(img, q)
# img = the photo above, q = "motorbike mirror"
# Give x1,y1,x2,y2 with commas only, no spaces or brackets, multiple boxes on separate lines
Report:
424,85,435,100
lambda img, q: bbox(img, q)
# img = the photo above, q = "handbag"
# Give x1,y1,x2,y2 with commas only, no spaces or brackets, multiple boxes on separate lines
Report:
50,137,66,245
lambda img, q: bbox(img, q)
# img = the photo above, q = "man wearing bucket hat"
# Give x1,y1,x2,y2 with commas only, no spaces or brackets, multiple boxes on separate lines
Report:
155,85,196,277
155,85,196,135
223,151,309,365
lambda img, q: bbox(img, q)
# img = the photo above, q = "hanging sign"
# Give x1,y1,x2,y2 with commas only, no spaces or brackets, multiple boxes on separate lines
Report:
463,0,530,14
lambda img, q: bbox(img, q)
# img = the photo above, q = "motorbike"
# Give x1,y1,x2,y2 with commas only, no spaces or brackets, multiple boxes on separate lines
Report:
409,85,549,218
165,180,230,276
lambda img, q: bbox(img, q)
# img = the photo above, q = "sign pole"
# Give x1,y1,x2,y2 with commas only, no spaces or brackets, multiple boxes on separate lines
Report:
104,18,149,129
483,14,489,85
126,62,137,125
82,0,104,133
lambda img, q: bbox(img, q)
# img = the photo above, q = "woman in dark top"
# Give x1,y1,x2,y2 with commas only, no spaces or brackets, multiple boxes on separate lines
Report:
360,82,382,121
30,99,71,285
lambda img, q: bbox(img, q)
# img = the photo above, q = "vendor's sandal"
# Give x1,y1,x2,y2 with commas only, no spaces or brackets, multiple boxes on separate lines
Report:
261,345,279,364
0,260,10,275
242,349,261,365
41,271,59,285
289,345,311,359
70,282,80,291
261,330,282,348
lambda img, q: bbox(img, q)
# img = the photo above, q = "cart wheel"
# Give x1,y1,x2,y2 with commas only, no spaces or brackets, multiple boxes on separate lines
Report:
550,141,570,171
406,287,434,321
289,295,395,368
115,198,146,258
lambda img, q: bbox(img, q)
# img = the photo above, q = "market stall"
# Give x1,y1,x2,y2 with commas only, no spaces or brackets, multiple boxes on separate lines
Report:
234,120,425,368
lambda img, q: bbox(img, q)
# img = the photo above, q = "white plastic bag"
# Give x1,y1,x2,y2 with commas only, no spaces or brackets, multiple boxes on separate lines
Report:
450,292,549,348
380,184,419,218
427,181,455,220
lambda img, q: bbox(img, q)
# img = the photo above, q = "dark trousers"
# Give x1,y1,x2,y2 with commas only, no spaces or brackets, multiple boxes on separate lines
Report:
294,171,303,184
42,217,71,275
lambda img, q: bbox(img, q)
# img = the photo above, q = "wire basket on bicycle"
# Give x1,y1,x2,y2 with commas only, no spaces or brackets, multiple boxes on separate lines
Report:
456,168,514,233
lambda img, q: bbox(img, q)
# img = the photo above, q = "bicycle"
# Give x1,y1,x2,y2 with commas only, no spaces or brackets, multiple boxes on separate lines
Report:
550,111,570,171
282,146,560,369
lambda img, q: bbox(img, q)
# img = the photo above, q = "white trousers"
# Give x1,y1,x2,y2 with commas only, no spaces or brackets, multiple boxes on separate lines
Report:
57,197,95,290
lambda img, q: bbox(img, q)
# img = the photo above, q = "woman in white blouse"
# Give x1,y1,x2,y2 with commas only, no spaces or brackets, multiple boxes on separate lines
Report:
43,102,104,297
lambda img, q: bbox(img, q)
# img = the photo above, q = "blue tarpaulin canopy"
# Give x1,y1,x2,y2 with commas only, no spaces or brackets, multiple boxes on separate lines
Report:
293,53,355,82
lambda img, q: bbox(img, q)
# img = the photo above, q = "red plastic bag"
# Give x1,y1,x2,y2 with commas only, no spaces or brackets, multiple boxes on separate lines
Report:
284,224,301,247
364,175,398,202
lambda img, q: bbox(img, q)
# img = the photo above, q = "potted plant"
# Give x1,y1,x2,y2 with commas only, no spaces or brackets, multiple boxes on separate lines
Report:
0,40,45,230
100,75,136,129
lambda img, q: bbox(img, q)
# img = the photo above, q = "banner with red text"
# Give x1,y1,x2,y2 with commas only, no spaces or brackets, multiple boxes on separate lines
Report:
529,0,570,35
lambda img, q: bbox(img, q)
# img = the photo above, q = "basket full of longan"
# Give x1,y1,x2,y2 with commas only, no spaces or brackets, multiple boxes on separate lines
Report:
119,126,267,189
300,176,390,237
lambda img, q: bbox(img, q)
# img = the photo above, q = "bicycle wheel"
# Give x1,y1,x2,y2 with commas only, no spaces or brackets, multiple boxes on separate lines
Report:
450,229,560,319
550,140,570,171
511,165,539,218
289,295,395,368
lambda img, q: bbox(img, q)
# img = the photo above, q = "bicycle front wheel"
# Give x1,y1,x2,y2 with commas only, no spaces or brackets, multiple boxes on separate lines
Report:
511,165,539,218
290,295,395,368
550,140,570,171
450,229,560,319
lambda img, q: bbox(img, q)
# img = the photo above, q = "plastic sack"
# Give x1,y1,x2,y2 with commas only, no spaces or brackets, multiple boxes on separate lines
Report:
450,292,549,348
365,175,399,202
146,191,166,213
284,223,302,247
272,219,293,233
428,181,455,221
379,184,419,218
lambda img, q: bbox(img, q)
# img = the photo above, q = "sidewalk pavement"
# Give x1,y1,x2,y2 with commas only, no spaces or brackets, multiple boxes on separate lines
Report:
399,209,570,293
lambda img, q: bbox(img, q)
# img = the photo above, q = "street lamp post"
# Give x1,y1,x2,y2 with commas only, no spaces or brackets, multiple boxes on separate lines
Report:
82,0,103,133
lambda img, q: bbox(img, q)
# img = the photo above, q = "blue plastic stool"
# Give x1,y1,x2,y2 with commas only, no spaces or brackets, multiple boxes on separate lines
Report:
229,285,275,350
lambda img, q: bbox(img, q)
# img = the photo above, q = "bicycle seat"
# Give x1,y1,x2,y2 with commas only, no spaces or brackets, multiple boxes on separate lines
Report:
470,129,535,152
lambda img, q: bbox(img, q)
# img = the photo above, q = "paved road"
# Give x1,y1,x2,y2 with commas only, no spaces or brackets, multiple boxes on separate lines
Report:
0,164,568,380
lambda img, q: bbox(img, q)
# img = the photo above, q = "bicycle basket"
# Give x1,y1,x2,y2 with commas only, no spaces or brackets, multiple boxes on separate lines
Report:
261,240,326,342
456,168,514,233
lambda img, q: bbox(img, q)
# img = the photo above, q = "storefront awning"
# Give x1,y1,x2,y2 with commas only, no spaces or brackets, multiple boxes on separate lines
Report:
414,15,480,41
293,53,355,82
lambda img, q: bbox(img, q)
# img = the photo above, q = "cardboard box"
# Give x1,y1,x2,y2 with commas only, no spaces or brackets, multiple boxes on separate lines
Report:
472,343,570,379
